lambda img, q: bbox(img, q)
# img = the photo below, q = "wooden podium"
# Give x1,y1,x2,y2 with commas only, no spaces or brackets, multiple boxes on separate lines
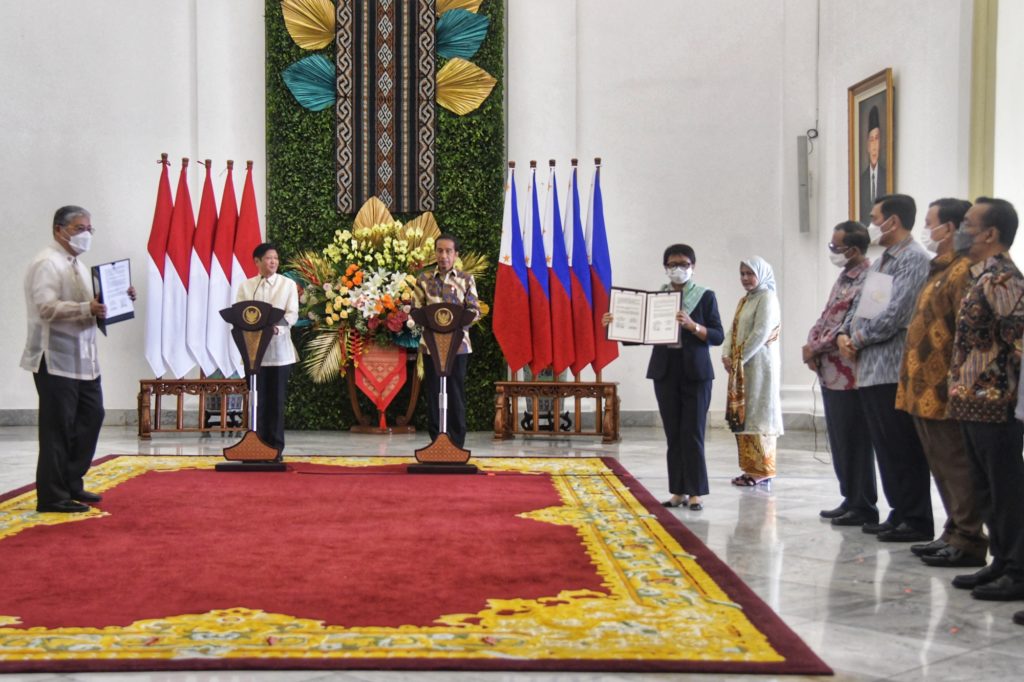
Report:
408,302,477,474
215,300,287,472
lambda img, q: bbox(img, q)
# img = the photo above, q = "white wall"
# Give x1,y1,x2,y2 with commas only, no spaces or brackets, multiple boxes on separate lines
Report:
506,0,976,421
0,0,265,416
996,0,1024,265
0,0,992,425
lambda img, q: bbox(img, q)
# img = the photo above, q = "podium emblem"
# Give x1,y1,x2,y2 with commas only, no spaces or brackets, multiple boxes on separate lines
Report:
243,305,262,325
433,308,453,327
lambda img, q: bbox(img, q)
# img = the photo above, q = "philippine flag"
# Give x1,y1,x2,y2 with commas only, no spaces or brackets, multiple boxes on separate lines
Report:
564,161,595,376
586,160,619,373
542,162,574,374
525,163,552,374
493,163,532,372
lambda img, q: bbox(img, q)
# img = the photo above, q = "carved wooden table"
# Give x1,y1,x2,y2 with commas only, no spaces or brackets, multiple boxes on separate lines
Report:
493,380,620,444
138,379,249,439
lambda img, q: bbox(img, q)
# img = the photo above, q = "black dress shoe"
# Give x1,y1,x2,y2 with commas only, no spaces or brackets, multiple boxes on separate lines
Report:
71,490,102,503
877,523,933,543
831,510,875,527
36,499,90,513
952,561,1005,590
911,539,948,557
1014,610,1024,626
862,520,895,535
971,574,1024,601
921,546,988,568
819,505,847,519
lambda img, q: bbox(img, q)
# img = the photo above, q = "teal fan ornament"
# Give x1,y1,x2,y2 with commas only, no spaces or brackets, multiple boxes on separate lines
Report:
281,54,335,112
436,8,489,59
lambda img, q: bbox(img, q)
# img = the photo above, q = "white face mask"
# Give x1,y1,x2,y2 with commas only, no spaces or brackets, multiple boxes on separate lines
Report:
920,223,948,253
828,250,850,268
867,221,884,245
66,230,92,255
666,266,692,285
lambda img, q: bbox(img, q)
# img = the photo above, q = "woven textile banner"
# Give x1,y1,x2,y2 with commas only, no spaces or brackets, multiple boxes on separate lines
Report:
336,0,436,214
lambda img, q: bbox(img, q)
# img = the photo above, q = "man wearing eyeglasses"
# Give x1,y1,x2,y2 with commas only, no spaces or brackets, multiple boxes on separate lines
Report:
20,206,135,514
804,221,877,527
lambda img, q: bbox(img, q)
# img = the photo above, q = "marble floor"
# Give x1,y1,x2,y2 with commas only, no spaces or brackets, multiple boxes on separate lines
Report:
1,425,1022,682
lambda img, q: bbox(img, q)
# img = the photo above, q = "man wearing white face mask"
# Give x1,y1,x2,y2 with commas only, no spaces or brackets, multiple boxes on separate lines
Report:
21,206,135,513
804,221,877,527
895,198,987,567
838,194,933,543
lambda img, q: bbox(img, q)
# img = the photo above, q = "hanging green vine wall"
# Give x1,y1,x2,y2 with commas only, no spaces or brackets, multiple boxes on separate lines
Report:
265,0,505,431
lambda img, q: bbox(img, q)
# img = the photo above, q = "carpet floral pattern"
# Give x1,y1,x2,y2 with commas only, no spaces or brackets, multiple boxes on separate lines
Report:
0,456,828,674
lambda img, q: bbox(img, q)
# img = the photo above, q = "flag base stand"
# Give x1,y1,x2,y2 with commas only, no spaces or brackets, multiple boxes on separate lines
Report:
216,430,285,472
409,433,476,474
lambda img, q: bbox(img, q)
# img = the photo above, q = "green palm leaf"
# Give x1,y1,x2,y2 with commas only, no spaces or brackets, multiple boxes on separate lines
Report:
436,9,489,60
282,55,335,112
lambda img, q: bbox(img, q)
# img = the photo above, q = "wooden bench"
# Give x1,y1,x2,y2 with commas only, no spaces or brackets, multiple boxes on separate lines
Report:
493,380,620,444
137,379,249,439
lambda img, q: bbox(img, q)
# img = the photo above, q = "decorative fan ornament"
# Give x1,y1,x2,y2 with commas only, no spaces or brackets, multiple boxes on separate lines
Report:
353,196,394,231
281,0,496,117
437,0,482,14
282,0,336,50
281,55,336,111
436,8,490,59
436,58,497,116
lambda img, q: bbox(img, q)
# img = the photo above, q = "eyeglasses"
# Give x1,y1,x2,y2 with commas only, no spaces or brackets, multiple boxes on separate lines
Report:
665,263,692,271
827,242,850,254
62,224,95,235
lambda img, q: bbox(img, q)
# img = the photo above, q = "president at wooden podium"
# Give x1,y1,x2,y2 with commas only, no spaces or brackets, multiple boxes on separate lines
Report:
414,234,480,448
235,243,298,454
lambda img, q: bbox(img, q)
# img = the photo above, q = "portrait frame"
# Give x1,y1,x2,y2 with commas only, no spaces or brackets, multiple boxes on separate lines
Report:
848,68,894,225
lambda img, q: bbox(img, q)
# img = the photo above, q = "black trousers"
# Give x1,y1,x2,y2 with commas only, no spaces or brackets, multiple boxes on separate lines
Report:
653,374,711,497
32,357,104,506
424,353,468,447
256,364,291,452
858,383,933,534
961,420,1024,577
821,387,878,519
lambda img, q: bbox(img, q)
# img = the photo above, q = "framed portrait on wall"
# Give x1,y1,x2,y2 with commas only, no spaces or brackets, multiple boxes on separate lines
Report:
848,68,894,226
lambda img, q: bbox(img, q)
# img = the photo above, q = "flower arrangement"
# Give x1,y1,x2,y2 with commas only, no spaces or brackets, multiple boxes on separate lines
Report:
286,197,488,384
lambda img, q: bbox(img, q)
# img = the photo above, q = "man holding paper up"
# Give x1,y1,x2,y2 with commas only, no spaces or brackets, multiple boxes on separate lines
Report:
838,194,933,543
21,206,135,513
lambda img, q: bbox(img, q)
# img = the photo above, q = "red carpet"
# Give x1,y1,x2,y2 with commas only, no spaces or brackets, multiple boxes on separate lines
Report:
0,455,831,675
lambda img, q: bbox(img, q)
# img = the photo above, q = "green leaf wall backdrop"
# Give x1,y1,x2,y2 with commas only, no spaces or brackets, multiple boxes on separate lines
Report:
265,0,506,431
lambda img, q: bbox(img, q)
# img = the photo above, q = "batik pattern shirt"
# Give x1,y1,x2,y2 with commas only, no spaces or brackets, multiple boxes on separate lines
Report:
895,251,973,419
414,268,480,354
842,236,930,387
948,253,1024,423
806,259,870,390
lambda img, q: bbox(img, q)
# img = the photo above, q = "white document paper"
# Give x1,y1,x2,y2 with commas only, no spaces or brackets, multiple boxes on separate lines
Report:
644,292,681,344
91,259,135,328
608,289,645,343
854,271,893,319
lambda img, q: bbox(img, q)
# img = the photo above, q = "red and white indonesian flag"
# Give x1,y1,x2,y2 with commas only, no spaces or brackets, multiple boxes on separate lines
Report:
162,159,197,379
232,161,262,299
144,156,173,377
207,162,241,377
186,160,218,376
